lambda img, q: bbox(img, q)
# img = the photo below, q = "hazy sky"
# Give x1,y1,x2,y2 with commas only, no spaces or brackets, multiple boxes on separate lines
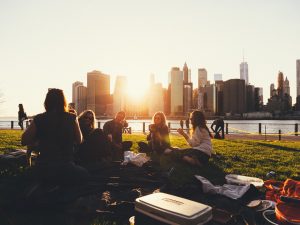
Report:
1,0,300,117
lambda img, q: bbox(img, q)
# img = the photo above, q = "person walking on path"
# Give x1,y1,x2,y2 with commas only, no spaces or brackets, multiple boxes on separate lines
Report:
185,117,190,129
180,120,184,129
18,104,28,130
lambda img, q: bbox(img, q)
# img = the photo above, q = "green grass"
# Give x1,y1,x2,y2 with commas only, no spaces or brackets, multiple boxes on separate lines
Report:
1,130,299,183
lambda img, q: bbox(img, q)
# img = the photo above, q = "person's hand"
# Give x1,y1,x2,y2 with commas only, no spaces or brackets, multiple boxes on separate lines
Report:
177,128,184,135
107,134,112,142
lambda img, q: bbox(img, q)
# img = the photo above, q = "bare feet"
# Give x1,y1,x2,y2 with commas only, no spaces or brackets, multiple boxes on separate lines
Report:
182,156,202,167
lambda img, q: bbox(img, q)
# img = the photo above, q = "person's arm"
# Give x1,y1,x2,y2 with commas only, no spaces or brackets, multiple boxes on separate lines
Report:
177,128,189,141
210,121,215,132
74,117,83,145
21,121,37,146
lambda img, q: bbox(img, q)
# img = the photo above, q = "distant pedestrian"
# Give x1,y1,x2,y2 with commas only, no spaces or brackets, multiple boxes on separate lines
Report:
18,104,27,130
211,118,225,139
185,117,190,129
180,120,184,129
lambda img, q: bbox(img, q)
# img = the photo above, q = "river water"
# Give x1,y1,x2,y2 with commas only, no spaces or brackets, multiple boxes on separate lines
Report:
1,117,299,135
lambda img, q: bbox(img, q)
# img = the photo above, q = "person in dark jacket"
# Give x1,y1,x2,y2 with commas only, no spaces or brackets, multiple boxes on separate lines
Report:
21,88,89,184
211,118,225,139
77,110,111,169
103,111,131,161
138,111,170,156
18,104,27,130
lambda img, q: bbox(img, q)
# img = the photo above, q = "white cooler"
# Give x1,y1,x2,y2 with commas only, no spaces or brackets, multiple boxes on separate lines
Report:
135,192,212,225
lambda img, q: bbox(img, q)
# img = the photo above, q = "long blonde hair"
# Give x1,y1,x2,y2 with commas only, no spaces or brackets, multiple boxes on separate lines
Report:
152,111,167,127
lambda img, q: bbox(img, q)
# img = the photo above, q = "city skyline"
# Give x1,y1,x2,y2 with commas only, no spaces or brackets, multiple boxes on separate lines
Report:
1,0,300,116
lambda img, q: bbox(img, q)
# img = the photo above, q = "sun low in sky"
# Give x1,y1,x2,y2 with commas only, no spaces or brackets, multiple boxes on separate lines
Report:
0,0,300,116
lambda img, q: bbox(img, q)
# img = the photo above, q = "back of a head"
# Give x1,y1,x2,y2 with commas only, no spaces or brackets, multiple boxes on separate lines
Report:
18,104,24,112
191,110,206,129
44,89,68,113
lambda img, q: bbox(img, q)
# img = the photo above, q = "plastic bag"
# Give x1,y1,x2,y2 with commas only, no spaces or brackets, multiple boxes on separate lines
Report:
123,151,150,167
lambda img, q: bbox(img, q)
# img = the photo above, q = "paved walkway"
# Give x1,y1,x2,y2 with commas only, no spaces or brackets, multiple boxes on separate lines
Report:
224,133,300,141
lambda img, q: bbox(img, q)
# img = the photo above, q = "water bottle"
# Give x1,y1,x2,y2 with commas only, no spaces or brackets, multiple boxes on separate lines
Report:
266,171,276,179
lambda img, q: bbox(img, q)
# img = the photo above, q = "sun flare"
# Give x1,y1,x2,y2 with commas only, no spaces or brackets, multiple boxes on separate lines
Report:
126,78,149,102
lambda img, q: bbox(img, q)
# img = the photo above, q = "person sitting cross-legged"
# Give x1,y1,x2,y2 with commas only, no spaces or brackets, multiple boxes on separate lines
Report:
21,88,89,185
164,110,214,167
76,110,111,170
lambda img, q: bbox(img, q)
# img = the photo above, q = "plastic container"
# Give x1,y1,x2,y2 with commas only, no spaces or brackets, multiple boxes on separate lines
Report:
135,192,212,225
225,174,264,187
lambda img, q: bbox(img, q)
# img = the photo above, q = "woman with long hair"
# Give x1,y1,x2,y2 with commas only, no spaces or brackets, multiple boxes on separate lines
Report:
139,111,170,155
21,88,89,184
148,111,170,154
77,110,111,168
165,110,213,166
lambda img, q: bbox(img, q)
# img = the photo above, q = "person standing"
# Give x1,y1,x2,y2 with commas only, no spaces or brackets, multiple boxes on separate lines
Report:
180,120,184,129
18,104,27,130
103,111,132,161
185,117,190,129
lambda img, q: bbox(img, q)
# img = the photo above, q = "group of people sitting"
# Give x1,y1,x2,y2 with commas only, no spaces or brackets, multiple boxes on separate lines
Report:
21,88,214,184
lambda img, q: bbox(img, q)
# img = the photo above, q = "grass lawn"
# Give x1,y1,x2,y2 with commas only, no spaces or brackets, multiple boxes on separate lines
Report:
1,130,299,184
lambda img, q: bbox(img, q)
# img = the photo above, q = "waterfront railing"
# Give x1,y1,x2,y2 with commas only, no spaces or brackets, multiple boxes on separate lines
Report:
1,120,299,137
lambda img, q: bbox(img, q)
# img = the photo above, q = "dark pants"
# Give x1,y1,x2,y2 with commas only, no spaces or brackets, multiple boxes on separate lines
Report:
34,162,90,185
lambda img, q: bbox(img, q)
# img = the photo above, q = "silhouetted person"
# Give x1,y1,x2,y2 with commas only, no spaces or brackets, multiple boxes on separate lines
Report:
180,120,184,129
185,117,190,129
77,110,111,170
18,104,27,130
21,88,89,184
211,118,225,139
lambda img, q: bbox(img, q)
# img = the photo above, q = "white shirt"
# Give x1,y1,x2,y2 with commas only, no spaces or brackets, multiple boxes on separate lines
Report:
186,127,214,156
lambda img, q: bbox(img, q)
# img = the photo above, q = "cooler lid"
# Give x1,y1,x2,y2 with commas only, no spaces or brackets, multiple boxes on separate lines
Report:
137,192,210,218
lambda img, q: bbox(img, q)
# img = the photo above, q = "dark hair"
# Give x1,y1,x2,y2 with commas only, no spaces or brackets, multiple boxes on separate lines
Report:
190,110,212,137
44,89,68,113
116,111,126,118
18,104,24,112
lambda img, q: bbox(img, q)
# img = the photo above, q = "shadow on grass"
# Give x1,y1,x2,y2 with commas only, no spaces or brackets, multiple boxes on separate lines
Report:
255,142,300,152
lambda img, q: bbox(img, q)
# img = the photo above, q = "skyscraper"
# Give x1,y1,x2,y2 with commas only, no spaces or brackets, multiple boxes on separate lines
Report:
76,85,87,114
72,81,83,104
183,63,192,115
87,70,110,117
297,60,300,97
223,79,246,115
214,74,222,81
277,71,284,98
149,83,164,116
198,68,208,88
240,62,249,85
169,67,183,116
113,76,127,115
283,76,290,96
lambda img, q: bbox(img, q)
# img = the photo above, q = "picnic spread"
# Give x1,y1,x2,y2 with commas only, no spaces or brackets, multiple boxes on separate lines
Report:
0,149,299,225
